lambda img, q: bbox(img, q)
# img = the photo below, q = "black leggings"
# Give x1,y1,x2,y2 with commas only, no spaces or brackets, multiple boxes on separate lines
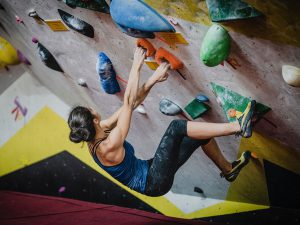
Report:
144,120,210,197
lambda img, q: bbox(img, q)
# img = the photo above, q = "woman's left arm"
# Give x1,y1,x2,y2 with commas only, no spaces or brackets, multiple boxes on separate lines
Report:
104,48,145,148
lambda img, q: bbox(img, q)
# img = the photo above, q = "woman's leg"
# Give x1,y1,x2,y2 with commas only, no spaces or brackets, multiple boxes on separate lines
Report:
144,120,189,196
144,120,231,196
201,138,232,174
187,100,256,139
187,121,240,139
145,115,252,196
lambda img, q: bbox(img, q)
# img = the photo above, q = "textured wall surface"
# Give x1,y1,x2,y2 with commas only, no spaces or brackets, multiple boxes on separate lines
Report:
1,0,300,213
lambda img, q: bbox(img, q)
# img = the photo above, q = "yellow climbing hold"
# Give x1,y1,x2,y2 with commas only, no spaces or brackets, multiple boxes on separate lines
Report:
0,36,19,66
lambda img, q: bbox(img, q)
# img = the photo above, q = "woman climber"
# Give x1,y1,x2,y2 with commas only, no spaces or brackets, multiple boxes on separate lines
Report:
68,47,256,197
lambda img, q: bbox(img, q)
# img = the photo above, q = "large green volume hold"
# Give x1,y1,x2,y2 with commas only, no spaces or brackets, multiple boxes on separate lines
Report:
211,82,271,122
200,24,230,67
206,0,263,22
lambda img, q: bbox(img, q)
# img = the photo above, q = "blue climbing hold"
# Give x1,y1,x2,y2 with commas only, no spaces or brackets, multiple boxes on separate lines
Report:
110,0,175,33
195,93,209,103
96,52,120,94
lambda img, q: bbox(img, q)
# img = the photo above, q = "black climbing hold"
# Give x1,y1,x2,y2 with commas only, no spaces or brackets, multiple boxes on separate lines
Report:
35,42,64,72
194,186,204,194
58,9,94,38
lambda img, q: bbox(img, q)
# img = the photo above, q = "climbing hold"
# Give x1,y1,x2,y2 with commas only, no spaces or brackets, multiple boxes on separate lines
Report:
135,105,146,114
114,22,155,39
155,47,183,70
17,50,31,65
96,52,120,94
58,9,94,38
28,9,44,24
0,36,20,66
58,186,66,193
194,186,204,194
62,0,110,13
32,37,38,43
77,78,87,87
282,65,300,87
28,10,38,18
159,98,182,116
195,93,209,103
136,39,156,57
110,0,175,33
227,108,242,118
227,108,236,118
200,24,230,67
206,0,263,22
251,152,258,159
211,82,271,122
184,99,210,120
15,15,24,24
155,47,186,80
32,37,64,72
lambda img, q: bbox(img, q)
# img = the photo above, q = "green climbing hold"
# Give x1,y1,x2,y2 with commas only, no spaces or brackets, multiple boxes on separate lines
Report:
210,82,271,122
206,0,263,22
200,24,230,67
184,99,210,120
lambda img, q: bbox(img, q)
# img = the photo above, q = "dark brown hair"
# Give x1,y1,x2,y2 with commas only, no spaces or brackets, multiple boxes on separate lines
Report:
68,106,96,143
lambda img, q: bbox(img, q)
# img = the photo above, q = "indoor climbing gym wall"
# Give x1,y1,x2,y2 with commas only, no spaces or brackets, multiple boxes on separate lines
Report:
0,1,300,225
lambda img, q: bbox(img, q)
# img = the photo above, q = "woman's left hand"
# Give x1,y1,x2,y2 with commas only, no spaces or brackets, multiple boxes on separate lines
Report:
151,62,170,83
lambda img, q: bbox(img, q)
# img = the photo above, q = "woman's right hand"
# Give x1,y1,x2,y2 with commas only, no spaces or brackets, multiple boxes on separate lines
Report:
132,47,146,71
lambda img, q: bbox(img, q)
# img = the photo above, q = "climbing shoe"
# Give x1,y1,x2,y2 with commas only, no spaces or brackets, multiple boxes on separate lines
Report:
236,100,256,138
243,117,254,138
220,151,251,182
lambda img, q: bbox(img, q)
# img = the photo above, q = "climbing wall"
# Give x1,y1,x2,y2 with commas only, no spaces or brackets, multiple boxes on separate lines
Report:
1,0,300,224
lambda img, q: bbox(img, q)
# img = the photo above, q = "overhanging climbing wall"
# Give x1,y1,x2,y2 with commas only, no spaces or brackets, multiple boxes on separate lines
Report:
0,1,300,224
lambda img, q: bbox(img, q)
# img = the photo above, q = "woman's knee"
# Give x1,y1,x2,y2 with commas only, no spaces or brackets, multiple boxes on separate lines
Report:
168,119,187,131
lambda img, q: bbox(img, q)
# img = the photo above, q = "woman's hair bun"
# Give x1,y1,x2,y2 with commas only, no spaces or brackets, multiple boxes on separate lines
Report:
68,106,96,143
69,127,93,143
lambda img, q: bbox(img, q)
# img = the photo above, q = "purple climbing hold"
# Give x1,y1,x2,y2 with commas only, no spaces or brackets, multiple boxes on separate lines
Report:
58,186,66,193
17,50,31,65
32,37,39,43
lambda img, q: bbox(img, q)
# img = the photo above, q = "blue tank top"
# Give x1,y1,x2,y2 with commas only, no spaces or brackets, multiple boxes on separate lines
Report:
92,140,149,193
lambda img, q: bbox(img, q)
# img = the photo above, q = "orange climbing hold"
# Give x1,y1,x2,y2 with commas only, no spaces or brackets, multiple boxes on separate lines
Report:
155,47,183,70
136,38,156,57
227,108,236,118
251,152,258,159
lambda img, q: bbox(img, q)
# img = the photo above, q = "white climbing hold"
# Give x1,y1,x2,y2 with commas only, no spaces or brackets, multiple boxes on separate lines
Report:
282,65,300,87
77,78,87,87
135,105,146,114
